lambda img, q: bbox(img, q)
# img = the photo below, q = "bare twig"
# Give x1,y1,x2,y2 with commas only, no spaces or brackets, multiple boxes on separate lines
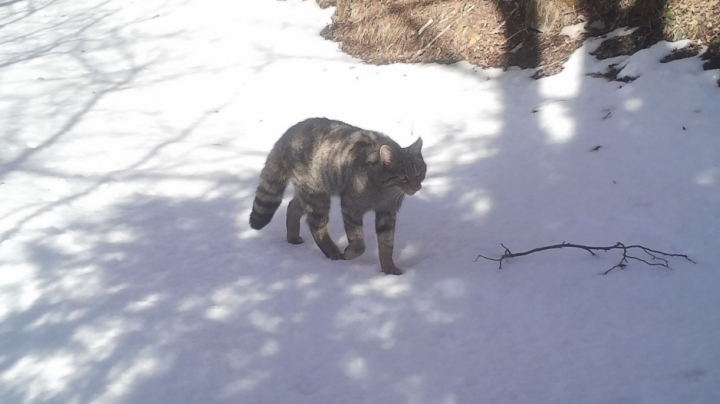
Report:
500,27,530,45
492,5,518,34
414,4,475,57
536,59,566,71
474,241,695,274
415,18,460,56
418,19,434,36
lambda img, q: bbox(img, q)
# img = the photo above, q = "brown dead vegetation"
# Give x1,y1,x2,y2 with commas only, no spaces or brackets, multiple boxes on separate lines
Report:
315,0,720,77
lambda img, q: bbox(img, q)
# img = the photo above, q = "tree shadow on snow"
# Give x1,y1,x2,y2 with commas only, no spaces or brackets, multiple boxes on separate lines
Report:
1,169,482,403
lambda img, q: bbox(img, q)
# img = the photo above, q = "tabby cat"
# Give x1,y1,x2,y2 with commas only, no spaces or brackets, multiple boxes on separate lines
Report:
249,118,426,275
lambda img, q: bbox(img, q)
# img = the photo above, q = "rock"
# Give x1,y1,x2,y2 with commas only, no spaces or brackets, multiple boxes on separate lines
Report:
588,20,606,30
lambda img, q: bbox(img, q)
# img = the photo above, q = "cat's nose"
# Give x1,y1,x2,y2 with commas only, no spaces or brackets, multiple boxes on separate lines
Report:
405,184,421,195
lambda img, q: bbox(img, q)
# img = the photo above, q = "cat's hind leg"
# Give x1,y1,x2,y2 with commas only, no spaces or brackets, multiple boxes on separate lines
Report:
341,199,365,260
299,190,344,260
286,197,304,244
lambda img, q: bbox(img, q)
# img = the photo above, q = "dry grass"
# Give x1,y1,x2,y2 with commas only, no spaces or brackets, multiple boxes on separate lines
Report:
662,0,720,42
320,0,583,71
315,0,719,76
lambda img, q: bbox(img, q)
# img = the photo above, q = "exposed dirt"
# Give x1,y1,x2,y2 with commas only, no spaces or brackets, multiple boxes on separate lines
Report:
590,29,658,60
587,63,638,82
660,42,702,62
314,0,720,79
700,42,720,85
701,41,720,69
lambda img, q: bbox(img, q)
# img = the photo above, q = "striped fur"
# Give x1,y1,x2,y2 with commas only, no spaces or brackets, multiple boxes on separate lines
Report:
249,149,288,230
250,118,426,275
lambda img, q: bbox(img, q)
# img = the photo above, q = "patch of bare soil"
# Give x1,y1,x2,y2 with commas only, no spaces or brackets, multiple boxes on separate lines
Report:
701,41,720,69
587,63,638,83
590,28,659,60
315,0,720,79
701,42,720,85
660,42,702,62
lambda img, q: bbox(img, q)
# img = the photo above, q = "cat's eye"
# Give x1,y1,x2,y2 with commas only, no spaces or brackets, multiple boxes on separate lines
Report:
397,175,407,181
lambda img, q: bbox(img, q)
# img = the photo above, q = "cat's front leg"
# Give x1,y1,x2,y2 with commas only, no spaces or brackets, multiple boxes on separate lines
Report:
375,210,402,275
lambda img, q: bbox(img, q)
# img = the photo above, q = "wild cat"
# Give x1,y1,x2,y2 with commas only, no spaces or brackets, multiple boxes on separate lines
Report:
249,118,426,275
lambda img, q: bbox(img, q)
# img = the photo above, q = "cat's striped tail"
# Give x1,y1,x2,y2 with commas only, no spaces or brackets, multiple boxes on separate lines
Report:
249,150,290,230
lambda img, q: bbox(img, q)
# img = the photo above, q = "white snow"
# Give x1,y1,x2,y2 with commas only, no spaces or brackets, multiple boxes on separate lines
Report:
1,0,719,403
560,22,586,40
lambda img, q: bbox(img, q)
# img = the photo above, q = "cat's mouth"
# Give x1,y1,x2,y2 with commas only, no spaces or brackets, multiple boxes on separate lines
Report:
403,185,422,196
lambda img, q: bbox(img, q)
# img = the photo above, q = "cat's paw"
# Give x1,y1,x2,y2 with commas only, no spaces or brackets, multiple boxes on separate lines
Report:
381,266,403,276
320,247,345,260
343,243,365,260
287,236,304,244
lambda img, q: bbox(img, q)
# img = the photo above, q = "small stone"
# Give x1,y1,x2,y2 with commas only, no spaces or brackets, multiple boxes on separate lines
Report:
588,21,606,30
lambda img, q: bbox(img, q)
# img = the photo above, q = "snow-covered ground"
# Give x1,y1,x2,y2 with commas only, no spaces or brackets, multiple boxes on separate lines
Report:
1,0,719,403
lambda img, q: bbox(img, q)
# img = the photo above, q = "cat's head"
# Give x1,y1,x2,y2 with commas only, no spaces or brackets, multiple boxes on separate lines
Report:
379,137,426,195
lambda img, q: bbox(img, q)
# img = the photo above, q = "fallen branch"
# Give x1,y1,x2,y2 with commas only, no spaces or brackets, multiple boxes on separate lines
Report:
415,5,475,56
492,5,517,34
417,19,433,36
474,241,695,274
415,17,460,56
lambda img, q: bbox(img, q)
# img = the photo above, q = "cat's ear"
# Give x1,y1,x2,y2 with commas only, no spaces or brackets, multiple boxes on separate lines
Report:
379,145,396,165
408,137,423,155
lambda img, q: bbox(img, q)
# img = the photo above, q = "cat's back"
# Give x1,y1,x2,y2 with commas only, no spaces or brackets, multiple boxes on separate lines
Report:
278,118,389,162
282,117,365,144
